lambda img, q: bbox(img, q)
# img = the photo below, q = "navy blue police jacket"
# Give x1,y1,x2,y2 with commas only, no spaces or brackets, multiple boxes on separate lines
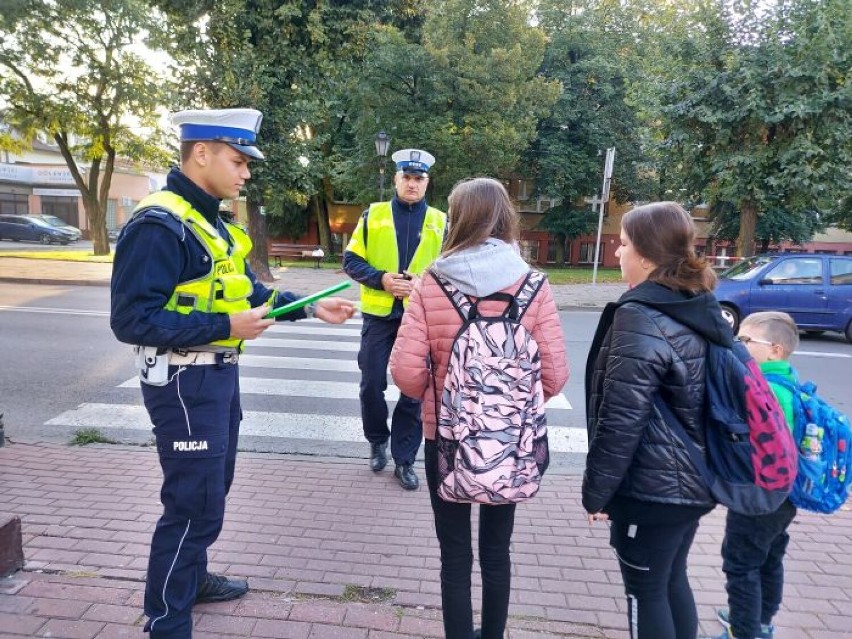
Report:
110,168,304,349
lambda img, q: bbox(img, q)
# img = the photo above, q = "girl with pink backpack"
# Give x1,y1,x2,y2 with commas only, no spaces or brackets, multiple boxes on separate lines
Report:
390,177,569,639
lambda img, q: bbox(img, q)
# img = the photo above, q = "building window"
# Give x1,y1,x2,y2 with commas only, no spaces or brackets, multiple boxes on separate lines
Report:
519,239,539,263
0,193,28,215
579,242,603,264
106,199,118,230
41,196,78,224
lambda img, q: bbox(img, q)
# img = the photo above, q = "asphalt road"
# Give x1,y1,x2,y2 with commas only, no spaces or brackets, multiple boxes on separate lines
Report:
1,281,850,474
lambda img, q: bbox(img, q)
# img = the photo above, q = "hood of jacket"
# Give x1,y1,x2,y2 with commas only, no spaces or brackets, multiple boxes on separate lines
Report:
618,281,733,347
431,239,529,297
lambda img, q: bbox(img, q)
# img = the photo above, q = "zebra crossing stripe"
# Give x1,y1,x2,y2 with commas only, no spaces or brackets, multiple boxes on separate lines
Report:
117,376,573,410
45,403,589,453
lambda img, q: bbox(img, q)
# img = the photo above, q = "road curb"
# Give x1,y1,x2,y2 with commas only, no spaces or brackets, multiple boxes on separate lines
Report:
0,276,110,287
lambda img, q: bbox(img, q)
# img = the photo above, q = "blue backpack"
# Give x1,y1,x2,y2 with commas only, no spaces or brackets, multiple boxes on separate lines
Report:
764,375,852,514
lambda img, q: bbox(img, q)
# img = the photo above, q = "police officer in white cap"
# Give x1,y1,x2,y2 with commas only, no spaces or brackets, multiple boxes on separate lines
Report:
110,108,354,638
344,149,447,490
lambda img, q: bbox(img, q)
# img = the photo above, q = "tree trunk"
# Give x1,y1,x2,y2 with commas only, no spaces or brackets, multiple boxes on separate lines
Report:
554,234,565,264
246,198,274,283
313,194,331,256
737,199,758,258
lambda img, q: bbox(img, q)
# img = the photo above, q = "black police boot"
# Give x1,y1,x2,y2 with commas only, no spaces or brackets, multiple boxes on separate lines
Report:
369,441,388,472
195,573,249,604
394,463,419,490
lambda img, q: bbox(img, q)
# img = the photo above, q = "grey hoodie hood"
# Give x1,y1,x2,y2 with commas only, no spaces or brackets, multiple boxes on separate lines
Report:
432,238,530,297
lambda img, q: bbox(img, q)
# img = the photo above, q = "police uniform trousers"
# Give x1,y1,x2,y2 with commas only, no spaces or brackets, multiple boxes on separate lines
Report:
140,360,241,638
358,314,422,465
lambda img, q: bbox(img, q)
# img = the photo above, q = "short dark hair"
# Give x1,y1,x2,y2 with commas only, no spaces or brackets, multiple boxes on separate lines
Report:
179,140,225,163
622,202,716,294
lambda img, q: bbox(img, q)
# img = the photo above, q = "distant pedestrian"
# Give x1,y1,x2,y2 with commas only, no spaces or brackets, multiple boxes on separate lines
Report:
110,108,354,639
343,148,447,490
702,312,800,639
583,202,727,639
390,177,568,639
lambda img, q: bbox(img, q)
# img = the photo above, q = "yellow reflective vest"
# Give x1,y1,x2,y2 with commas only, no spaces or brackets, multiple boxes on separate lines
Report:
345,201,446,317
131,191,254,350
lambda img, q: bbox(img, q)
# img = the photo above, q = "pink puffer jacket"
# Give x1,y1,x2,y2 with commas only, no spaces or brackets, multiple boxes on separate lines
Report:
389,271,569,441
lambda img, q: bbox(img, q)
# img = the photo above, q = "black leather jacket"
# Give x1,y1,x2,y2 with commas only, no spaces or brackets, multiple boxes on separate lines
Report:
582,281,732,515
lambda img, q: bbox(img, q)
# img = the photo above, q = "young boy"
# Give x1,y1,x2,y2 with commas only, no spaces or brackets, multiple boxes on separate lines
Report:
706,311,800,639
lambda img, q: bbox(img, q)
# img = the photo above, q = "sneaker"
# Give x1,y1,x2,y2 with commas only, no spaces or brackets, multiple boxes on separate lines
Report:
195,573,249,604
715,609,774,639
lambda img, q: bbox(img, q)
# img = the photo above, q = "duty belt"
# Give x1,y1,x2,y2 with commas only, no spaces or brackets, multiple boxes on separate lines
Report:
169,350,239,366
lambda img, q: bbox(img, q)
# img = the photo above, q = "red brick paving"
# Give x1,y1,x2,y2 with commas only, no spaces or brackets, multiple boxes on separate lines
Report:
1,442,851,638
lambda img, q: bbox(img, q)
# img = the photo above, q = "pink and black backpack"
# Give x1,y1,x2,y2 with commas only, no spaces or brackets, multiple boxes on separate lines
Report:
430,269,550,505
654,339,798,515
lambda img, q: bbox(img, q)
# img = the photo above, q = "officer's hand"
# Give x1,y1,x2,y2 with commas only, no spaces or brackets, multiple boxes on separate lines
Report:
381,272,404,294
316,297,356,324
229,306,274,340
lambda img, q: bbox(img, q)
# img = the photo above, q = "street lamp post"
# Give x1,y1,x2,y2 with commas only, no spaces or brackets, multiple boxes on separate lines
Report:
374,131,390,201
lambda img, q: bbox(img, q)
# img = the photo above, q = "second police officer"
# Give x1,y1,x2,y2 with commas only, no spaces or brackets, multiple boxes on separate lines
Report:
344,149,447,490
110,108,354,639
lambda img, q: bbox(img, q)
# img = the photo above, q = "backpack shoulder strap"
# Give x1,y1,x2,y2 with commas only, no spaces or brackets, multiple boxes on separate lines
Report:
429,268,473,322
515,270,546,321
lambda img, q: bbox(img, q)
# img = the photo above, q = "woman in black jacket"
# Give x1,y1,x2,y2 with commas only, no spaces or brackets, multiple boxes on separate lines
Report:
583,202,731,639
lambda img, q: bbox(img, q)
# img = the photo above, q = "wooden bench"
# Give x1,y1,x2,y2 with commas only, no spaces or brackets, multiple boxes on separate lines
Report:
268,243,324,268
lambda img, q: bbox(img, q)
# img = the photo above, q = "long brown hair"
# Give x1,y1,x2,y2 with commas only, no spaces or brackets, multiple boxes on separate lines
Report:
622,202,716,293
442,177,520,256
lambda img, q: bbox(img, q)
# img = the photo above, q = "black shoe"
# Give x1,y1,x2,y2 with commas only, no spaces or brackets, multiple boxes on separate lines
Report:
195,573,248,604
369,442,388,472
394,463,419,490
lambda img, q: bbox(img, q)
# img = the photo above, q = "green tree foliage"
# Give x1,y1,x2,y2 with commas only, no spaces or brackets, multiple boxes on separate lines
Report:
341,0,560,208
708,200,824,253
0,0,171,255
154,0,404,276
530,0,655,262
651,0,852,257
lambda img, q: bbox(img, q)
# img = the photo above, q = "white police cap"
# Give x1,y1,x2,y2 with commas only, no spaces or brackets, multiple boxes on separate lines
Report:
171,108,264,161
391,149,435,176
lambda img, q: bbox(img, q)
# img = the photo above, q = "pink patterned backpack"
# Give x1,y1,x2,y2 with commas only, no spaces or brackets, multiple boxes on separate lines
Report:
430,269,550,504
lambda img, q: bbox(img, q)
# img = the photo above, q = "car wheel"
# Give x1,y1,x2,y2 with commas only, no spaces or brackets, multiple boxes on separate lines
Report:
40,234,51,245
720,304,739,333
846,321,852,344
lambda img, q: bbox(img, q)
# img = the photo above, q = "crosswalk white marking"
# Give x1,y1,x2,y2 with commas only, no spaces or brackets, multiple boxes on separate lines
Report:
252,337,361,352
46,403,589,453
117,375,573,410
42,313,583,451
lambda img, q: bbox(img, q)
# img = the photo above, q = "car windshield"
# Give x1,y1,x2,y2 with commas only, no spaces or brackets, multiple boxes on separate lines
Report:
39,215,67,227
27,217,53,228
720,255,777,280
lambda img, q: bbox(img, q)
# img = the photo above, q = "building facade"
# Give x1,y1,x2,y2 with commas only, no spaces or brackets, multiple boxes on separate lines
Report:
0,137,165,239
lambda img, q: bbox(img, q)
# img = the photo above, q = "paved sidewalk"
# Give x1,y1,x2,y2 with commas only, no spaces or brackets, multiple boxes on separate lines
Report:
2,442,851,639
0,257,626,309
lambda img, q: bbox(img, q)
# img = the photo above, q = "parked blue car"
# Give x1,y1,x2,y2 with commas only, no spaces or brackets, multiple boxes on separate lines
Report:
0,214,78,245
715,253,852,342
